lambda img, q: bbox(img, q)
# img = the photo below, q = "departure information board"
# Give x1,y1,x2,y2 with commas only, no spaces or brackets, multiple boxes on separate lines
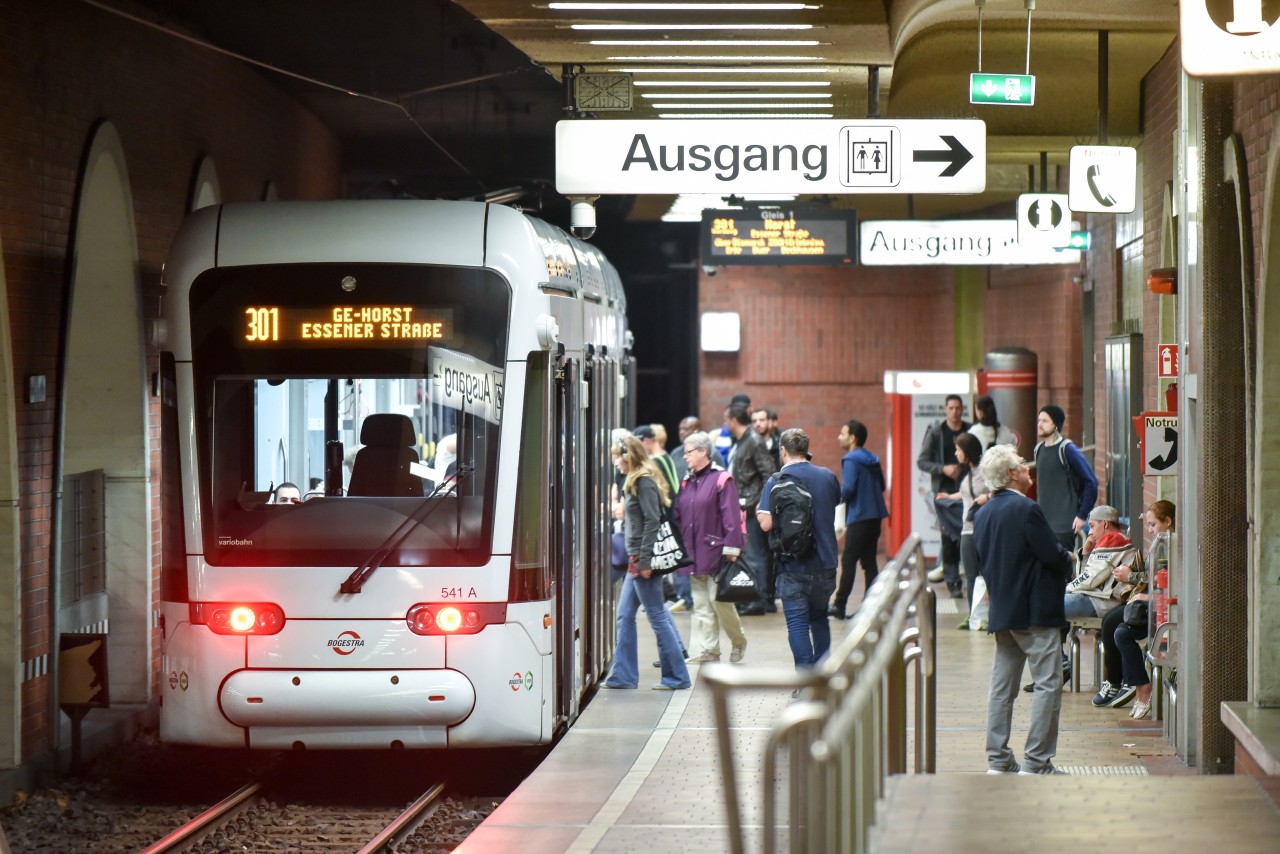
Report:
239,305,455,346
700,208,856,266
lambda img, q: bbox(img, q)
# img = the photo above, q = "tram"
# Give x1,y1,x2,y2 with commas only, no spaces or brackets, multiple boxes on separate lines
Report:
156,200,631,749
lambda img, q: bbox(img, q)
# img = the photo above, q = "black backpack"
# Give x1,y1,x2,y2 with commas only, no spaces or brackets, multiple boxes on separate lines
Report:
767,473,816,560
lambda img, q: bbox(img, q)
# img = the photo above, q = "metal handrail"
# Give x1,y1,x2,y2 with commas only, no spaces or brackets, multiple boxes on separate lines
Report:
700,534,935,854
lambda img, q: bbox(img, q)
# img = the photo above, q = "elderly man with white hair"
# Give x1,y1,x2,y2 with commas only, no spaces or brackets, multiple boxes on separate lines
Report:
972,443,1074,776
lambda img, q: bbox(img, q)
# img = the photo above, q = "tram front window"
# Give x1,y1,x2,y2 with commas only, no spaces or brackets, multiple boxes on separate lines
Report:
187,262,509,567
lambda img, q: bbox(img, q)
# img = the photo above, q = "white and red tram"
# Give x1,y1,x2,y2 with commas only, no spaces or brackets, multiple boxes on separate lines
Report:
157,200,630,748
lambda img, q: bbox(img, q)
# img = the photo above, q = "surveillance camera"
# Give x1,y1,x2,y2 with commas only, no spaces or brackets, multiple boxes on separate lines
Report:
568,195,598,240
702,265,717,277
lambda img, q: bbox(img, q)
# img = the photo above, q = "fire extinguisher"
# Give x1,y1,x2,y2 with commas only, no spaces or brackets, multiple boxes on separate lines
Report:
1154,565,1169,627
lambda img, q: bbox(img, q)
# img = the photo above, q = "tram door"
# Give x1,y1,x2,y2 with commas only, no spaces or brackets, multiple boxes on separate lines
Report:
551,356,581,726
582,353,615,686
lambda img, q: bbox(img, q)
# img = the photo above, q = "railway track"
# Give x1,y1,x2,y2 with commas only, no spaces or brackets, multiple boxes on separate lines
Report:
140,779,447,853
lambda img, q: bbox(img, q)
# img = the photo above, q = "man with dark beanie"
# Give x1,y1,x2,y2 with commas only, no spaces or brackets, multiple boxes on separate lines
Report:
1032,404,1098,552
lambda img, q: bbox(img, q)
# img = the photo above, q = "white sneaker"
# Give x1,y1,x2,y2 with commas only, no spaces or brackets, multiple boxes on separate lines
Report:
1018,765,1068,776
927,567,946,583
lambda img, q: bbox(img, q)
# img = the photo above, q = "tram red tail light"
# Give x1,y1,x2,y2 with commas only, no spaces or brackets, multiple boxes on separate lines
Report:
406,602,506,635
191,602,285,635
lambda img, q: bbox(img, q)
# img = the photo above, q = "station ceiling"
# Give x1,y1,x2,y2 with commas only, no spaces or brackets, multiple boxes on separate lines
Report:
120,0,1179,222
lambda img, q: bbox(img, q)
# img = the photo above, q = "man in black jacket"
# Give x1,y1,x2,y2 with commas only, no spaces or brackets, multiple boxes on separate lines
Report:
726,403,778,614
916,394,970,598
972,444,1074,776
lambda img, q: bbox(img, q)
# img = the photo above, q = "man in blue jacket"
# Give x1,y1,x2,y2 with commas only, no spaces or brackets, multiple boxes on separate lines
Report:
758,429,841,669
830,419,888,619
972,444,1074,775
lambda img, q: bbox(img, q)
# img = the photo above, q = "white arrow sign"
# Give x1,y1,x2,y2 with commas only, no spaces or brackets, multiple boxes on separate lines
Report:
555,119,986,195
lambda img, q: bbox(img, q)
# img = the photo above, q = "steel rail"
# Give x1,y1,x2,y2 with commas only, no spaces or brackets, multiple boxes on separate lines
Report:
357,782,447,854
138,781,262,854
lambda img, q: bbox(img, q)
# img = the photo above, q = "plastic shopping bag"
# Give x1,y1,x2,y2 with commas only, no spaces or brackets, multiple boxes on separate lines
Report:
968,576,990,630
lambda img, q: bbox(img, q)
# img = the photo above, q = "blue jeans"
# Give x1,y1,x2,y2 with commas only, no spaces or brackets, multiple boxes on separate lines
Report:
606,572,691,689
1063,592,1102,619
673,572,694,610
777,569,837,668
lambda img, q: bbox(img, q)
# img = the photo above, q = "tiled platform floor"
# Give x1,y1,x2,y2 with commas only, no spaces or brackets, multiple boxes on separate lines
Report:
459,585,1280,853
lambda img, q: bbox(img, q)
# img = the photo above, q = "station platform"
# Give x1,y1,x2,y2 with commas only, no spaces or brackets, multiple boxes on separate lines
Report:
459,590,1280,853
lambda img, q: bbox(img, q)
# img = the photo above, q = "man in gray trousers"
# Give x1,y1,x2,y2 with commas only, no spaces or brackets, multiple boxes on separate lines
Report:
972,444,1074,775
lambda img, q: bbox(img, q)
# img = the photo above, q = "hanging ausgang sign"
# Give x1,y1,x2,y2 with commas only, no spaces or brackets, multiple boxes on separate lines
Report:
860,220,1083,266
556,119,986,195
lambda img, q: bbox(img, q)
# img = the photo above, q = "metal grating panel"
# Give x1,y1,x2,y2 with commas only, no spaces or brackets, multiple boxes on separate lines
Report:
1055,765,1149,776
1198,80,1250,773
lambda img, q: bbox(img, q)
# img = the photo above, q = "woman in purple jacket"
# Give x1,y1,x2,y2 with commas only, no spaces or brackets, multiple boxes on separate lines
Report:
674,431,748,664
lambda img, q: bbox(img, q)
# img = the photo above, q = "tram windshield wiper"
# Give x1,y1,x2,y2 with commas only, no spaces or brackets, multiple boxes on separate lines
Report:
338,465,473,595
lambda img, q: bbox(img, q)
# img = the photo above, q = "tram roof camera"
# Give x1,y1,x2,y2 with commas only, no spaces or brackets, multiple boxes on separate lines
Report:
567,195,599,240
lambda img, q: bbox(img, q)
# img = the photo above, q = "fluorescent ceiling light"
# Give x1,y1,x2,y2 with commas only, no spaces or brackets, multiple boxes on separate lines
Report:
551,3,816,9
607,55,823,61
614,66,829,73
590,40,821,46
658,112,834,118
634,80,830,86
572,23,812,30
641,92,831,98
653,102,832,108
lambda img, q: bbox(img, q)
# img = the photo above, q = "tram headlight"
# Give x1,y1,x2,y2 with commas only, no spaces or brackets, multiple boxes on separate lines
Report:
229,606,257,632
406,602,507,635
191,602,286,635
436,607,463,632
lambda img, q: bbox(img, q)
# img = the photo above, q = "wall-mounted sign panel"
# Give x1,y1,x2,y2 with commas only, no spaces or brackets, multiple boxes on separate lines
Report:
970,73,1035,105
700,208,855,265
1181,1,1280,76
1136,412,1179,476
1069,145,1138,213
556,119,986,195
860,220,1083,266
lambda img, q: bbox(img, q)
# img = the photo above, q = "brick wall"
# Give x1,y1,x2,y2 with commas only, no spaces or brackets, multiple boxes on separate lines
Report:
697,258,1087,471
1139,43,1180,512
1,0,341,758
986,263,1085,433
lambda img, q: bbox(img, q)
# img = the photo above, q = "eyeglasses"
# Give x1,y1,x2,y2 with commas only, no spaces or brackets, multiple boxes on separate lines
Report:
683,447,705,456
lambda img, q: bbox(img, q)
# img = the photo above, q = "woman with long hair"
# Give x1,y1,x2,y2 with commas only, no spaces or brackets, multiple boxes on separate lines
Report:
968,395,1017,450
937,431,989,627
602,436,692,690
1113,500,1175,719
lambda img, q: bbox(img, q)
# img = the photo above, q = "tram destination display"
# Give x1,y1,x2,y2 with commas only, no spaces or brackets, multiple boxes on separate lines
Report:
240,304,455,346
700,208,856,266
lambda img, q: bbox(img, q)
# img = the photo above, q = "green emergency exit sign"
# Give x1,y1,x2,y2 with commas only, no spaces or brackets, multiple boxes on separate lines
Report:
970,73,1035,106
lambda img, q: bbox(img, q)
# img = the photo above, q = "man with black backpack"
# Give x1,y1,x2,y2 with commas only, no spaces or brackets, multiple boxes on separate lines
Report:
757,429,841,669
1032,404,1098,552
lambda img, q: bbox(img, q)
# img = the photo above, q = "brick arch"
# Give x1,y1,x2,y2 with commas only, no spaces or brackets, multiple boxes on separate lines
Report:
62,121,152,704
189,155,221,211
